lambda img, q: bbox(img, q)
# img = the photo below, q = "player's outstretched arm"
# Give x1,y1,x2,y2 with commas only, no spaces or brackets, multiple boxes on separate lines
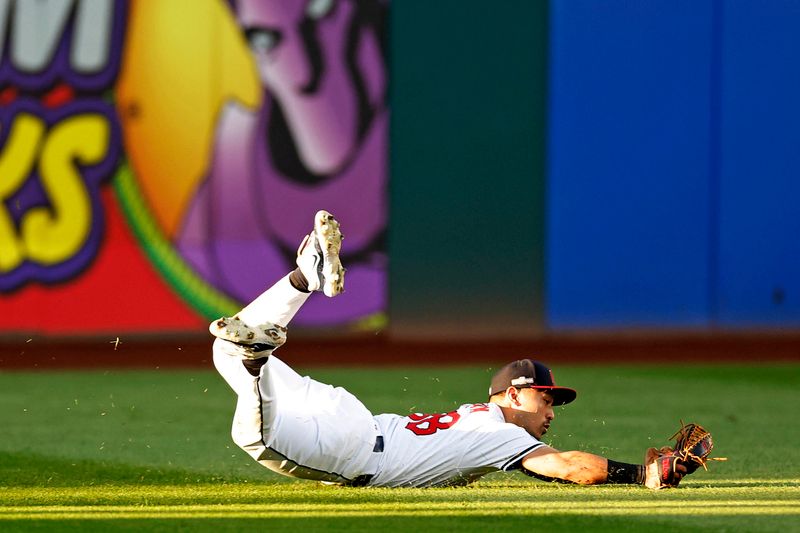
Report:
521,446,687,488
521,446,610,485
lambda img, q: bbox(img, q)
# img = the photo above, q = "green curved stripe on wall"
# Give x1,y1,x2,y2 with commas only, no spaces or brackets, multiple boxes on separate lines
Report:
112,162,241,321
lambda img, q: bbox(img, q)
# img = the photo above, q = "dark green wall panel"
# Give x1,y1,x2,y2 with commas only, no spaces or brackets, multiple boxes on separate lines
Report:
389,1,548,338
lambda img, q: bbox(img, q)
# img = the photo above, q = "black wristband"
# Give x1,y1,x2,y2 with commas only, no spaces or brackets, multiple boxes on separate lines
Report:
606,459,645,485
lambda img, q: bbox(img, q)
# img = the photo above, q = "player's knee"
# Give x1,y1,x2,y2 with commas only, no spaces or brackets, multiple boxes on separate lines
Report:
231,426,263,454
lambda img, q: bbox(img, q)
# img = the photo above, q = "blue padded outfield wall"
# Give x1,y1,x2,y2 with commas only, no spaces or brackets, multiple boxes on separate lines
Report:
388,0,800,336
716,0,800,327
546,0,800,331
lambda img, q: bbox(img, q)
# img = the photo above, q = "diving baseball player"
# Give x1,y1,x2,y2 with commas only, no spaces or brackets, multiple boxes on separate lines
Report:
211,211,689,489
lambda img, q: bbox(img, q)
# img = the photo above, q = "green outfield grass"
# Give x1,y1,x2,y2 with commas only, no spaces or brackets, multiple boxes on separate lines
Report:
1,362,798,531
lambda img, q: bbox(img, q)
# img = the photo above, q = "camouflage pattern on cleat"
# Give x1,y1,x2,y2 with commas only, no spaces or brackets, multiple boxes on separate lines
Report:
209,316,287,353
296,210,345,297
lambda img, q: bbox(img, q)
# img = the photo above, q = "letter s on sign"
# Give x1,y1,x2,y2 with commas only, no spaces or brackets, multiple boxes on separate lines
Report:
23,114,109,265
0,114,45,272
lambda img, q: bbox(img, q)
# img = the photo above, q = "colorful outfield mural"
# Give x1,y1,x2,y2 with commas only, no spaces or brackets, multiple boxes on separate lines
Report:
0,0,388,334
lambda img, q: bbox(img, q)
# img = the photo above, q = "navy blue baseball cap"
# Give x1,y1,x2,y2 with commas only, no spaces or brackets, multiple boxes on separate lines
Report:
488,359,577,405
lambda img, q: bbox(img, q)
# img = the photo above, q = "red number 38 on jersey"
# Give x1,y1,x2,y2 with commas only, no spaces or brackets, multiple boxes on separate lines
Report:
405,411,461,436
404,404,489,436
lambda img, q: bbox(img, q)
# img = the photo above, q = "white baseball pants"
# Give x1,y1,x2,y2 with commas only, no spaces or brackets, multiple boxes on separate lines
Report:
212,275,382,483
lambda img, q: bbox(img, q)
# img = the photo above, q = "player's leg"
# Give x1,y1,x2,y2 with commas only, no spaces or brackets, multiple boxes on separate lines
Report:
213,331,379,484
236,353,380,483
212,211,377,483
212,338,272,461
212,209,345,418
210,209,345,342
210,210,344,372
214,346,379,484
210,271,310,394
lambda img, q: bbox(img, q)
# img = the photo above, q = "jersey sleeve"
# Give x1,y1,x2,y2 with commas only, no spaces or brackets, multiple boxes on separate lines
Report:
500,441,544,471
463,418,545,472
498,427,545,471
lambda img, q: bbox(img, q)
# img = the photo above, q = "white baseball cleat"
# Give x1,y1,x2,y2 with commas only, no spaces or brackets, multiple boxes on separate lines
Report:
209,316,287,354
296,210,345,297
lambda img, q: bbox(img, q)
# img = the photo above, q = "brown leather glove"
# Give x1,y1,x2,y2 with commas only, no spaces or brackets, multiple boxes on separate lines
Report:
670,422,719,474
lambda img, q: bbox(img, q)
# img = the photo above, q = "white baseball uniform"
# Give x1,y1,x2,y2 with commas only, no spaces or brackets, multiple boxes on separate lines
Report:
213,274,543,487
369,403,543,487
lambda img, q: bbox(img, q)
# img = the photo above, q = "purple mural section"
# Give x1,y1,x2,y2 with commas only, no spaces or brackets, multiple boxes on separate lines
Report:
177,0,388,325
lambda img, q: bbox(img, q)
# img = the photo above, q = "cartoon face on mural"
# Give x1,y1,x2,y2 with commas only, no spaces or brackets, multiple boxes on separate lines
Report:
239,0,386,179
175,0,388,325
1,0,387,330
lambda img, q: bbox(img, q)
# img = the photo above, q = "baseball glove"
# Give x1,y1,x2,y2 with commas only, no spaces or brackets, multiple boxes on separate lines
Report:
643,422,727,489
643,446,684,489
669,421,726,474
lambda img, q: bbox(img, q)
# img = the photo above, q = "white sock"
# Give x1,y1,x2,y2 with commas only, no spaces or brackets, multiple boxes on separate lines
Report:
236,274,312,327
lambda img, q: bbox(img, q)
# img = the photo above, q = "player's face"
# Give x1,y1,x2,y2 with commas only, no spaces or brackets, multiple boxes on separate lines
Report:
515,388,555,438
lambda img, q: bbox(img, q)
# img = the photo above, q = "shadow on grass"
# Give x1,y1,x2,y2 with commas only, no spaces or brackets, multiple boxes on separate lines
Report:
683,480,800,489
0,451,232,487
1,514,795,533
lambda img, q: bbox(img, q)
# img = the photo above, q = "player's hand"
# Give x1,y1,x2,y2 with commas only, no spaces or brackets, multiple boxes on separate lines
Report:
644,447,687,489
